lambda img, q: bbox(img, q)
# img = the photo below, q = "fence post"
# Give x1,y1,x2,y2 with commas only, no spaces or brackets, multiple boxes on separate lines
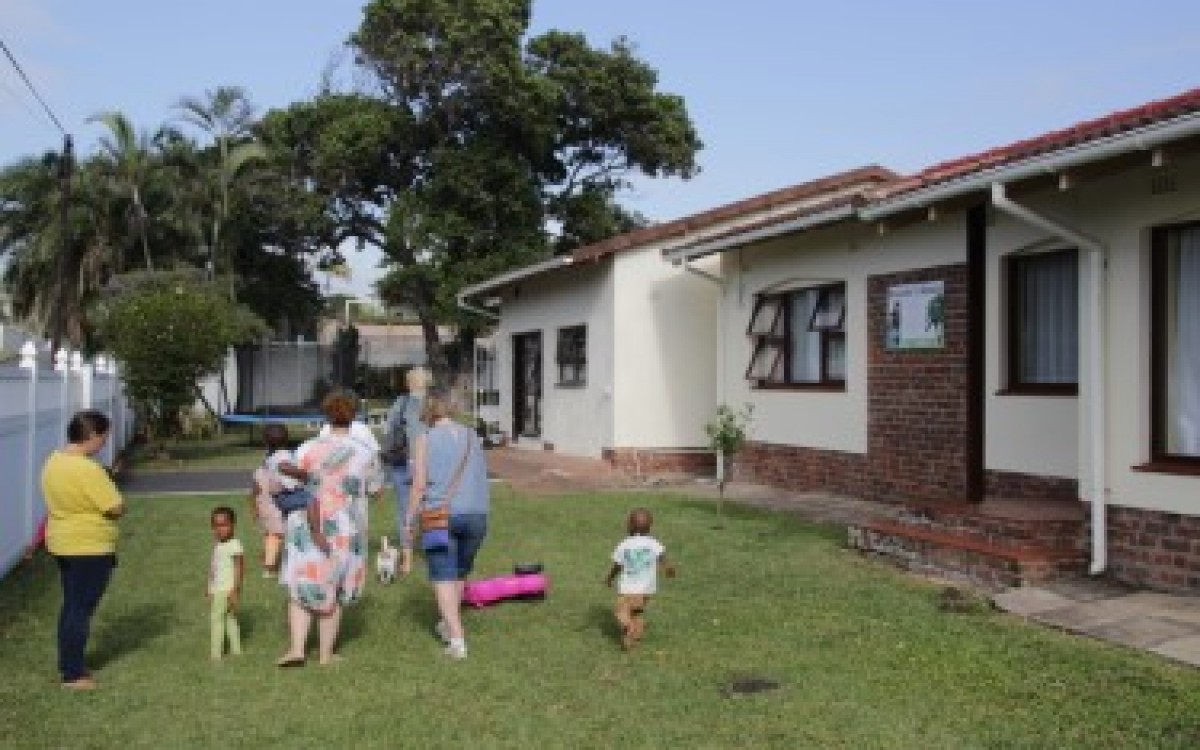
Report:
18,341,39,550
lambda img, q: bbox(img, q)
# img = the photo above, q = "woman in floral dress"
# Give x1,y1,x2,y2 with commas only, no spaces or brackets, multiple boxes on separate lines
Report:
277,391,383,667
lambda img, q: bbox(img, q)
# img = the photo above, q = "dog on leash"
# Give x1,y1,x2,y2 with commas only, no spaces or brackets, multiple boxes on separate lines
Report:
376,536,399,583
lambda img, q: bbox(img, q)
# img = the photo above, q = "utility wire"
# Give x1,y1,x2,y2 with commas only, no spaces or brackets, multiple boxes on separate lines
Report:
0,37,66,135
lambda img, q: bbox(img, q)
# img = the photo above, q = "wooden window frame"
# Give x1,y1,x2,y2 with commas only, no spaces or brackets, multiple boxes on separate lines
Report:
1004,248,1079,396
555,325,587,387
1147,222,1200,469
745,283,846,390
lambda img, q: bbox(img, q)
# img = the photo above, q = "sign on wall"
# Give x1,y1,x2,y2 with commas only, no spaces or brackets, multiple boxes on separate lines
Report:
885,281,945,349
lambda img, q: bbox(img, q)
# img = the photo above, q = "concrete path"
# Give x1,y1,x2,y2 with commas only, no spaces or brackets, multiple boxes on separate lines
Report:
119,469,250,495
994,579,1200,668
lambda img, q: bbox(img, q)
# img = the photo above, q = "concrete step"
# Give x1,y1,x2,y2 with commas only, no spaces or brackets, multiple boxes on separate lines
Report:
848,517,1087,589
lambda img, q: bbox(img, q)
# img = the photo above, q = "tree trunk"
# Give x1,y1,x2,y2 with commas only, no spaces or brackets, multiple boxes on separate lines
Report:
412,277,450,386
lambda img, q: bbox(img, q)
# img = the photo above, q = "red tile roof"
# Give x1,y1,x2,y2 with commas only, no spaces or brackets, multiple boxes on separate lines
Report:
570,165,897,262
871,86,1200,200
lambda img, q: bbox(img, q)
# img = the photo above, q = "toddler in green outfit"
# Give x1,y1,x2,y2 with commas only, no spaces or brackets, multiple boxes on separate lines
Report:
208,506,244,659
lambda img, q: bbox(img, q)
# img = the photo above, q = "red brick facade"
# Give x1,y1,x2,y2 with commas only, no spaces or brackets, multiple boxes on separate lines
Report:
1096,505,1200,593
603,448,716,477
865,264,971,502
734,442,869,496
984,470,1078,502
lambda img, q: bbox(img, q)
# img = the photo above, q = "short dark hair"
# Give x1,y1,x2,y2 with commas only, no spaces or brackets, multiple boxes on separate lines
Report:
211,506,236,524
627,508,653,535
67,410,111,443
322,390,358,427
263,423,289,448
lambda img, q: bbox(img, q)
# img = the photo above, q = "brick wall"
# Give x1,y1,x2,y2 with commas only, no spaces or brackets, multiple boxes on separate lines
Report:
735,441,869,496
603,448,716,477
866,264,970,503
984,470,1078,502
1095,505,1200,593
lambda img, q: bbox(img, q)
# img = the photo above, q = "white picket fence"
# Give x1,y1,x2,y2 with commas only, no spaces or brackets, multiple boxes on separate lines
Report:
0,342,134,579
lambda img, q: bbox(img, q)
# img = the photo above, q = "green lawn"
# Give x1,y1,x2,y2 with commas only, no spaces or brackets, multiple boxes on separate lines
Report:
2,490,1199,749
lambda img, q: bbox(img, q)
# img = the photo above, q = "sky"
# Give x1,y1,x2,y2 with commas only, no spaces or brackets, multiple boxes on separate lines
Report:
3,0,1199,299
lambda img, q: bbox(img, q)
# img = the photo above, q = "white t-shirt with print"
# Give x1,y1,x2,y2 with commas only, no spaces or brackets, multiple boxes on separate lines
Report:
264,449,301,491
612,535,665,595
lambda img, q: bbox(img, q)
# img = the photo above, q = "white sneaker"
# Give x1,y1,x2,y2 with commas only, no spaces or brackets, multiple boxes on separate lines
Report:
444,640,467,660
435,620,450,644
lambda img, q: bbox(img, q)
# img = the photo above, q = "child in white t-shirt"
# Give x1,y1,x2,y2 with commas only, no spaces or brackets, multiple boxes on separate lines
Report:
209,506,244,660
605,507,676,650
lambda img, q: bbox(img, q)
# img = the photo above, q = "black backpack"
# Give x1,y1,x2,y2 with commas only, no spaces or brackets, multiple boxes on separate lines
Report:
385,395,409,466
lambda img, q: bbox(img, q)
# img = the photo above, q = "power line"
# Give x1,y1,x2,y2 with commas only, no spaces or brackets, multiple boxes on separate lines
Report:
0,37,66,135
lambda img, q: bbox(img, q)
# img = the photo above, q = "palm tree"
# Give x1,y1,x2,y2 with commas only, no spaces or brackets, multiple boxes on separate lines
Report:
1,156,121,348
88,111,157,271
175,87,266,292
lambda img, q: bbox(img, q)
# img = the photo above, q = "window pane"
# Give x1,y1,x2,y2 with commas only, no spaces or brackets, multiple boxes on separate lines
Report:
748,297,784,335
747,340,783,381
826,334,846,381
811,287,846,331
790,290,822,382
1167,227,1200,456
1016,251,1078,383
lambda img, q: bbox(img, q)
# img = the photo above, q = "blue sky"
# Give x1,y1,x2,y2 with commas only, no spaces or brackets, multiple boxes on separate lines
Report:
3,0,1199,298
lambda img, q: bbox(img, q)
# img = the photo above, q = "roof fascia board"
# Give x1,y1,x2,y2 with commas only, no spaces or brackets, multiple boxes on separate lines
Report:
860,112,1200,220
457,256,574,301
662,204,856,263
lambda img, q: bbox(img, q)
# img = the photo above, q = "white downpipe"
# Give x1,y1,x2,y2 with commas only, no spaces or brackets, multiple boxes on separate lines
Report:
990,183,1108,574
677,259,726,483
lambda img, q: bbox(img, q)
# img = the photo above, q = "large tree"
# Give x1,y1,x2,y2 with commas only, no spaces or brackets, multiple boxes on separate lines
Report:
261,0,701,379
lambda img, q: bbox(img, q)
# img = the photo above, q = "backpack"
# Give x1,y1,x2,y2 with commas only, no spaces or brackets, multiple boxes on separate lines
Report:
385,395,410,466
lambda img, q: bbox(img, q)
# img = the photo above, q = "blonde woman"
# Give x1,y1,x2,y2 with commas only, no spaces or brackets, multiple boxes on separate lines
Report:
404,388,490,659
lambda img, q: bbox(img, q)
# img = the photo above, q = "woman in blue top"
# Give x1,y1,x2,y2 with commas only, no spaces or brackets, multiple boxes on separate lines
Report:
404,388,489,659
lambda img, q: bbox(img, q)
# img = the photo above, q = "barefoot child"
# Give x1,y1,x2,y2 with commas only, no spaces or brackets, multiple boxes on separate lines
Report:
209,506,244,660
605,508,676,650
251,423,311,575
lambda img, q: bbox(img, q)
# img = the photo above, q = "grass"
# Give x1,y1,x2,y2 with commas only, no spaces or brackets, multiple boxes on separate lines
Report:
2,490,1199,749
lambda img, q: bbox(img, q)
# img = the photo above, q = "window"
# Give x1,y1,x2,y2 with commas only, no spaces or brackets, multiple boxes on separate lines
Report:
1152,223,1200,463
556,325,586,386
745,284,846,388
1007,249,1078,392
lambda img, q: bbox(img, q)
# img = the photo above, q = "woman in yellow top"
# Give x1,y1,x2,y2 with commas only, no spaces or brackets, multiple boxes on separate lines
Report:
41,410,125,691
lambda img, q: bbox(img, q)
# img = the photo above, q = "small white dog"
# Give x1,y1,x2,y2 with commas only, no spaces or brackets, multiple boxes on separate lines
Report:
376,536,399,584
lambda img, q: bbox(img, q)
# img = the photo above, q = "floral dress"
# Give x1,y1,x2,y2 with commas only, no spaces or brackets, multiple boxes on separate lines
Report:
280,432,383,612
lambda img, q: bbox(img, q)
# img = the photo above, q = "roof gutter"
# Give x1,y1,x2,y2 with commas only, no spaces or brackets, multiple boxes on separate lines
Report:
990,182,1108,575
455,255,576,321
861,111,1200,220
662,203,856,263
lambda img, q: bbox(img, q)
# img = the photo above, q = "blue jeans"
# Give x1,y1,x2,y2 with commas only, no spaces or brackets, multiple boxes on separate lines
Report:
425,514,488,582
55,554,115,681
391,462,412,541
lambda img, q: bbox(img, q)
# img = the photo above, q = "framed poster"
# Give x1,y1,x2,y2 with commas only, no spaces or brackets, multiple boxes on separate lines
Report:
885,281,944,349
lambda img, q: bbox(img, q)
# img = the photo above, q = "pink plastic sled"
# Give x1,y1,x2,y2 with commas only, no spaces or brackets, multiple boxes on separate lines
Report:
462,572,549,608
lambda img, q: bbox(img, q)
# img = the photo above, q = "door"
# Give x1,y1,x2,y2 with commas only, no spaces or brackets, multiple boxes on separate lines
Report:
512,331,542,438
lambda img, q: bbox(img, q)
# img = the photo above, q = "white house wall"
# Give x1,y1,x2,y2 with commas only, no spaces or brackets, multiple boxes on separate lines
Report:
610,249,718,449
495,261,614,457
718,220,965,454
984,215,1079,479
990,152,1200,515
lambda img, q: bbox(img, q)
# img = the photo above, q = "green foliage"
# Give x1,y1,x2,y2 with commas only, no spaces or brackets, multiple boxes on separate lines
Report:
705,402,755,456
95,276,265,434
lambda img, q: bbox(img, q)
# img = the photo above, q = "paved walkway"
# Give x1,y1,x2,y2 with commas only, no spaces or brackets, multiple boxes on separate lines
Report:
119,447,1200,668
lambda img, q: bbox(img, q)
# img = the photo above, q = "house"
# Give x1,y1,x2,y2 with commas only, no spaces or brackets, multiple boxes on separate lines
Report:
458,167,896,471
663,86,1200,593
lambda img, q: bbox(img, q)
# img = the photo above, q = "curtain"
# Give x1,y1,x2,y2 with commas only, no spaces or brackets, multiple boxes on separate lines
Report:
1018,251,1078,383
790,289,821,382
1168,227,1200,456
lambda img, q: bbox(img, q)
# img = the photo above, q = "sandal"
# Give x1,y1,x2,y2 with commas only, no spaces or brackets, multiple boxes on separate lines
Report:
275,655,306,668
